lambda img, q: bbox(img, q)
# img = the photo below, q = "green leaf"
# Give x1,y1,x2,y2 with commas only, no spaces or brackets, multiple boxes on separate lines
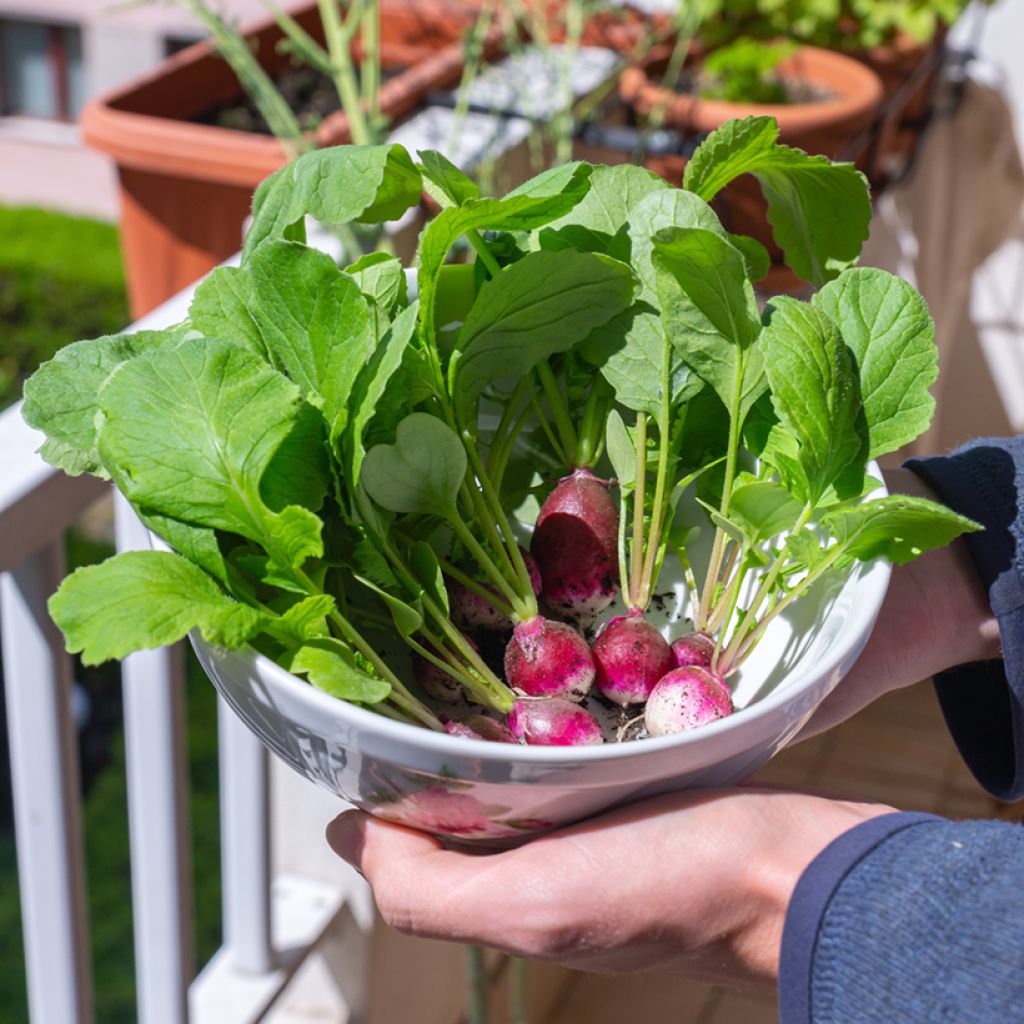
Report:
49,551,266,665
538,163,671,251
259,401,330,514
725,480,804,544
97,338,323,567
354,575,423,637
248,240,375,437
824,495,981,566
409,540,449,615
136,510,232,586
22,327,194,478
727,233,772,282
813,268,938,459
288,638,391,703
345,252,406,314
188,267,266,358
276,594,335,641
683,116,871,286
418,149,480,206
416,164,592,356
361,412,466,516
453,250,637,403
653,227,765,425
344,302,419,490
605,409,636,490
581,189,721,415
784,527,830,573
244,143,422,257
761,297,865,503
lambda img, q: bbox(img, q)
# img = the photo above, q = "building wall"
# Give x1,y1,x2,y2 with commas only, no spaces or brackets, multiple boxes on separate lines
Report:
0,0,269,220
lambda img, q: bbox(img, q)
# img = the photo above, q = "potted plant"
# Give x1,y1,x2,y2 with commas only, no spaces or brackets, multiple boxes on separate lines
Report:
618,39,884,290
24,121,976,839
81,0,486,317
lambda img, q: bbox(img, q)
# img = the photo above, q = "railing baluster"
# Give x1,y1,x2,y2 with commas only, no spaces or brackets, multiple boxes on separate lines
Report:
115,495,194,1024
218,698,273,974
2,540,92,1024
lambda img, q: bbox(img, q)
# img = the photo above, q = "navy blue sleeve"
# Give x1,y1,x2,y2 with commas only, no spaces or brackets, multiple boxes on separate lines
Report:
780,814,1024,1023
906,437,1024,800
779,437,1024,1024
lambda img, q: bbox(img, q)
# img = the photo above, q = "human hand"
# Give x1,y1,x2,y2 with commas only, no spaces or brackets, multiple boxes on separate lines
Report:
327,787,891,987
799,467,999,739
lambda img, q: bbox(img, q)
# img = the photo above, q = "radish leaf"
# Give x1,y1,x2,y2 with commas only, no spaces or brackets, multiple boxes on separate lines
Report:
288,638,391,703
813,268,938,459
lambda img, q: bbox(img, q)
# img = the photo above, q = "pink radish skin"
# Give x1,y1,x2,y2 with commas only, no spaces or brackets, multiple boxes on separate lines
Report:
448,550,541,632
644,667,734,736
504,616,595,699
531,468,618,622
592,610,674,706
671,632,716,670
507,698,604,746
413,636,479,703
444,716,519,744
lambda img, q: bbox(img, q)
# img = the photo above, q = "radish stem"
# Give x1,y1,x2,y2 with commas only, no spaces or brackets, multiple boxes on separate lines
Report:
628,413,648,608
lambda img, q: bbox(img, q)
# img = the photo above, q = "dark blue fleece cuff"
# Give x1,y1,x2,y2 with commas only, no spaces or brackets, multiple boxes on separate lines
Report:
778,812,940,1024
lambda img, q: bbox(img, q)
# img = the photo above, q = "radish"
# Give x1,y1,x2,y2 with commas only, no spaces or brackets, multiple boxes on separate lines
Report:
644,667,734,736
671,631,716,670
448,550,541,631
503,615,595,699
444,715,519,744
531,468,618,621
507,697,604,746
592,609,674,706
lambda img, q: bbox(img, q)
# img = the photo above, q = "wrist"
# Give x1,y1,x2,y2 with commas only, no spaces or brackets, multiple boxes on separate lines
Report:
730,795,895,984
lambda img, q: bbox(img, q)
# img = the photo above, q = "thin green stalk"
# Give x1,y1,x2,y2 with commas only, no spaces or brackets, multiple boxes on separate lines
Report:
435,555,515,619
527,387,568,466
462,429,537,609
628,413,648,609
486,378,531,477
711,556,747,672
574,380,611,469
617,492,630,609
509,957,528,1024
449,0,497,156
467,945,489,1024
449,511,529,618
466,229,502,277
360,0,381,126
638,362,674,607
490,399,534,494
706,543,741,634
724,543,846,674
318,0,371,145
536,362,578,460
460,479,520,586
261,0,334,74
553,0,585,164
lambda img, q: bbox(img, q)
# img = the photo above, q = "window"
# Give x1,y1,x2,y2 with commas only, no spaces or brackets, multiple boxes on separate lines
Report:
0,18,84,122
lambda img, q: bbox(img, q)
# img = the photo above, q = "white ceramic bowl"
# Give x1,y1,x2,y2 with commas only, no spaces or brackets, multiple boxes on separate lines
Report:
190,503,889,844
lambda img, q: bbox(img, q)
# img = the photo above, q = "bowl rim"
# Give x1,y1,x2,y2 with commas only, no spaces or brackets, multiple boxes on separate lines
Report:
196,506,891,765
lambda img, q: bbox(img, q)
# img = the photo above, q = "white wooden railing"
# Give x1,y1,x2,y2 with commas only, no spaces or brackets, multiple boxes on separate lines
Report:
0,281,364,1024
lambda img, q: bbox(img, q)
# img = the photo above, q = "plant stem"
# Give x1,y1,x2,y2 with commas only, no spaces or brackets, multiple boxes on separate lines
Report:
553,0,585,165
489,399,533,494
360,0,381,128
574,378,611,469
435,555,515,618
536,361,578,461
467,230,502,277
638,358,674,607
461,479,520,587
318,0,371,145
462,429,537,608
617,491,630,609
527,387,568,466
467,945,489,1024
449,511,529,618
628,413,648,609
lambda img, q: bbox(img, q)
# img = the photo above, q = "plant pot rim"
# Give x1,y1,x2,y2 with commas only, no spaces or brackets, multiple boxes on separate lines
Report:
80,7,471,188
620,42,884,136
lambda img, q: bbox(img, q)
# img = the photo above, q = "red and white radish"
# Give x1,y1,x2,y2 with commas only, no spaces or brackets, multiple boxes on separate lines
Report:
671,631,716,670
644,666,734,736
531,468,618,621
503,615,595,699
592,609,674,706
444,715,519,744
448,550,541,631
507,697,604,746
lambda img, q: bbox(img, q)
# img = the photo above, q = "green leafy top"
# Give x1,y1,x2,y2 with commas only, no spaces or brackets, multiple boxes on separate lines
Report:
21,123,976,729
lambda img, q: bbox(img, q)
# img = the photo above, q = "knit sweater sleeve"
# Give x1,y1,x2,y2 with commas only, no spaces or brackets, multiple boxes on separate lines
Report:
779,437,1024,1024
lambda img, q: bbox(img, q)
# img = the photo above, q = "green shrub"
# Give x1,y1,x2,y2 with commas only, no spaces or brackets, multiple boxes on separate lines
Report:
0,207,128,408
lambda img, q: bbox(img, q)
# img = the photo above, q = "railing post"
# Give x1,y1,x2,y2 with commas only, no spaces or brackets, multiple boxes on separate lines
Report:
2,540,93,1024
218,697,273,974
115,495,194,1024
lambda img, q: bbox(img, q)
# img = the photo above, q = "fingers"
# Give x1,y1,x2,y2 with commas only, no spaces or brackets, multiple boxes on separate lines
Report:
327,811,537,951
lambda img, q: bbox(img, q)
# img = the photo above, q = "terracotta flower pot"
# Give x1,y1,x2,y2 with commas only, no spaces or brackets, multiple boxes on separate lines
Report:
81,0,481,318
619,44,884,290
